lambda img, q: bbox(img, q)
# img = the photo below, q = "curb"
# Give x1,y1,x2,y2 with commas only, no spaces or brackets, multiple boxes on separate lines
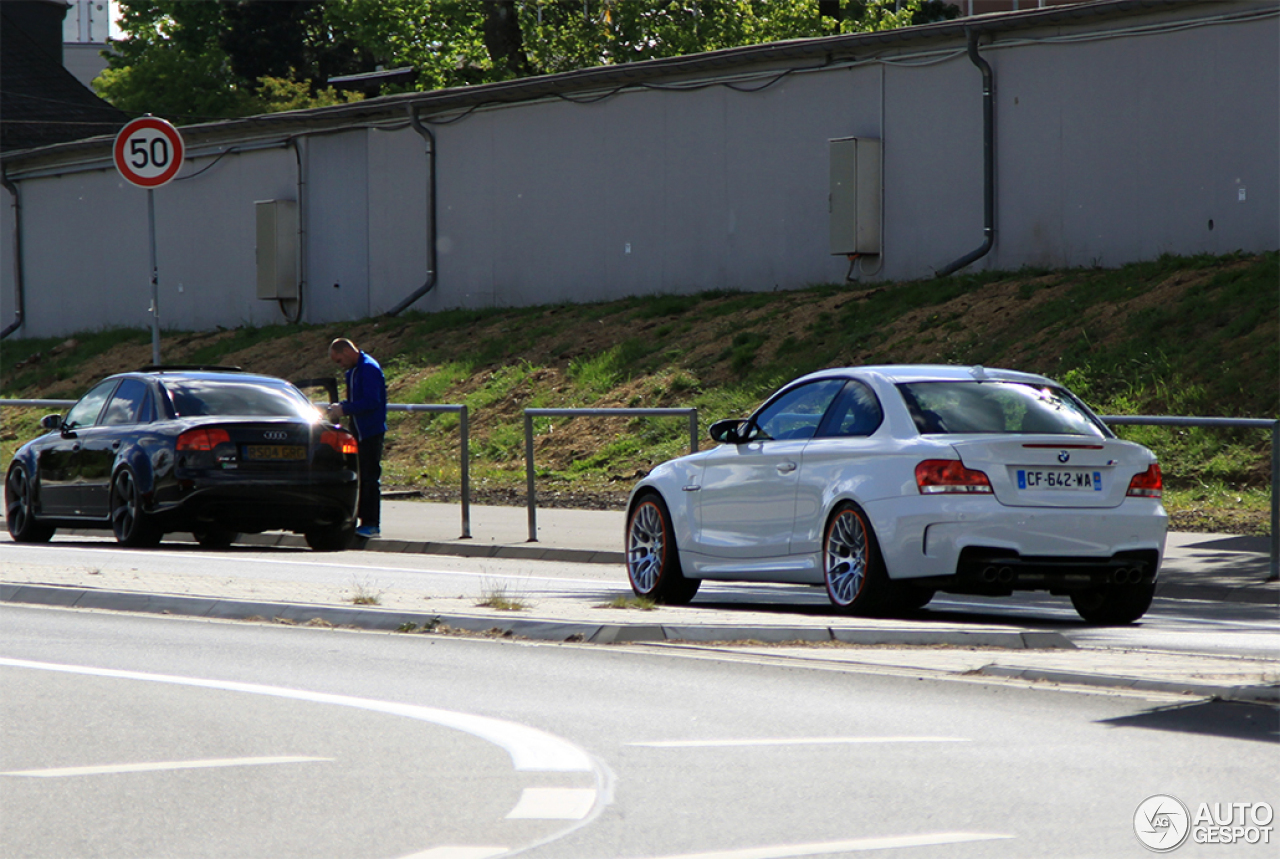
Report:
975,665,1280,705
0,583,1075,649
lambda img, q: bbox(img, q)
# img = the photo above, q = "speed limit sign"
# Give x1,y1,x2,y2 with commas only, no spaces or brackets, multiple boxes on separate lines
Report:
114,116,185,188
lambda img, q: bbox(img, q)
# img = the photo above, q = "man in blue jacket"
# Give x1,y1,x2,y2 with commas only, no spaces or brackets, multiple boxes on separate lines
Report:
327,338,387,539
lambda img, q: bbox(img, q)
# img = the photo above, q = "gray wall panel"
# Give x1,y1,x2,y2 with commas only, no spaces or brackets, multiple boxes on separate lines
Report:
882,54,985,280
305,132,370,323
158,147,297,332
1,184,16,333
367,127,429,314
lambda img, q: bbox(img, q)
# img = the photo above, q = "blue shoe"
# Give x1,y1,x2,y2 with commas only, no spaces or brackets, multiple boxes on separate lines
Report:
355,526,380,539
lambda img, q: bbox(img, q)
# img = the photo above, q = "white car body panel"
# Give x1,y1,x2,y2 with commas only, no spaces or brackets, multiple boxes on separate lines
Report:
628,364,1168,591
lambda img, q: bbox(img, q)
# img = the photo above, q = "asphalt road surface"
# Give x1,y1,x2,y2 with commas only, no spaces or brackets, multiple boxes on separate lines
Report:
2,594,1277,858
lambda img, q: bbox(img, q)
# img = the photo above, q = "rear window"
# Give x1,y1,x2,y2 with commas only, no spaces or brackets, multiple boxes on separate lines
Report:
164,379,316,419
896,381,1106,437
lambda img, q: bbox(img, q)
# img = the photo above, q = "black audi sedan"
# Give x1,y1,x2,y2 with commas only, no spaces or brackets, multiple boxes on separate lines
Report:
5,368,359,551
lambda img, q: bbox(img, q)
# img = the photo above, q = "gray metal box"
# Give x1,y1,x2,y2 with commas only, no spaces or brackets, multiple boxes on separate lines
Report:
829,137,881,255
255,199,298,300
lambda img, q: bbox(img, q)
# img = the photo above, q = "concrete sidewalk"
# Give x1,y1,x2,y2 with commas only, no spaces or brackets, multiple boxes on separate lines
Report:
3,500,1277,703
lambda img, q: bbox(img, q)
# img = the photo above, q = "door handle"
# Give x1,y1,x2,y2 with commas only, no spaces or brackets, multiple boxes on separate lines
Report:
776,461,797,474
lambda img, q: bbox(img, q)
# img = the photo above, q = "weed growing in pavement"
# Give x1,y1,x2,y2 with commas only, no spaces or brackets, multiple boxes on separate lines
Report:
475,577,530,611
349,576,383,606
598,596,657,611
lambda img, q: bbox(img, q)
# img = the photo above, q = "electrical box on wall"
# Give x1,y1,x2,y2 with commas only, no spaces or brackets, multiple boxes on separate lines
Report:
829,137,881,256
255,199,298,300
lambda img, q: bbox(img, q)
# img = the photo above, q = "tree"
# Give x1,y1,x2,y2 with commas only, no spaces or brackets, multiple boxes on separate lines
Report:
97,0,959,120
96,1,366,120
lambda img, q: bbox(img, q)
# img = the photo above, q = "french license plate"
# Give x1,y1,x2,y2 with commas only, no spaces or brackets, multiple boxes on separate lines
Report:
1017,469,1102,491
243,444,306,461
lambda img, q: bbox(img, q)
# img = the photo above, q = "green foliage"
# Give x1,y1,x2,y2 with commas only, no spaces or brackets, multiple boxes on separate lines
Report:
99,1,369,119
100,0,960,120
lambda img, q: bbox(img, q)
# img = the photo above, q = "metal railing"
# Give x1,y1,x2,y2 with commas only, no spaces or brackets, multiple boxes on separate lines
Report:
523,407,699,542
0,398,473,540
1102,415,1279,580
389,404,470,539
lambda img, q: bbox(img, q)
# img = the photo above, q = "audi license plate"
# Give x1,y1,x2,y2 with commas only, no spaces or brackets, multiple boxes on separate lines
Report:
1017,469,1102,491
243,444,306,461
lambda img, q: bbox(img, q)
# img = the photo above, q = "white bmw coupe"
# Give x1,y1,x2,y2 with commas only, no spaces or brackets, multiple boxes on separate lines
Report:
625,365,1168,623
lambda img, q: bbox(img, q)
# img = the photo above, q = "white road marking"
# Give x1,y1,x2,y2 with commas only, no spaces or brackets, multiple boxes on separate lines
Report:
398,848,508,859
627,737,969,748
2,756,330,778
0,657,594,773
505,787,597,820
615,832,1014,859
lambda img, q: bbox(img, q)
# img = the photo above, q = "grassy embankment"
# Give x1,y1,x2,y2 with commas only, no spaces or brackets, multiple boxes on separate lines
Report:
1,251,1276,534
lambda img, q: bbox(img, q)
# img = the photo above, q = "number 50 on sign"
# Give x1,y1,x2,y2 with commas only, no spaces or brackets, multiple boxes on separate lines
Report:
114,117,185,188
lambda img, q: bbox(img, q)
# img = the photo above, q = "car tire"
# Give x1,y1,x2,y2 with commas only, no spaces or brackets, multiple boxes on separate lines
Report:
1070,582,1155,624
823,502,891,615
110,468,162,548
5,463,55,543
626,492,700,605
193,526,239,549
305,525,354,552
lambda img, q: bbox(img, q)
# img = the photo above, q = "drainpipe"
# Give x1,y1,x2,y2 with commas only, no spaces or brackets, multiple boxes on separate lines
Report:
385,104,439,317
1,171,24,339
938,28,995,277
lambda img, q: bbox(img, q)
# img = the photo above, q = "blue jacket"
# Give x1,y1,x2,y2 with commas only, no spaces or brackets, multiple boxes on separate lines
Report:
341,352,387,441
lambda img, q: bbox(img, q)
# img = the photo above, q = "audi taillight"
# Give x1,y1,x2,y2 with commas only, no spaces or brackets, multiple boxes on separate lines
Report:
1126,463,1163,498
320,429,358,455
915,459,993,494
177,428,231,451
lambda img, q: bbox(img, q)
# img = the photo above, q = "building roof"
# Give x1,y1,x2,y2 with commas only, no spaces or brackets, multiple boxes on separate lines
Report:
1,2,128,153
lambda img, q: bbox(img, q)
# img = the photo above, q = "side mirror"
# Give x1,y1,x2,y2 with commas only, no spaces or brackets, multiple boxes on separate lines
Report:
40,414,63,432
709,418,745,445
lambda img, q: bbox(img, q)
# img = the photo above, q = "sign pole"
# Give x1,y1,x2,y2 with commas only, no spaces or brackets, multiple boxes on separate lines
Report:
147,188,160,365
113,116,184,367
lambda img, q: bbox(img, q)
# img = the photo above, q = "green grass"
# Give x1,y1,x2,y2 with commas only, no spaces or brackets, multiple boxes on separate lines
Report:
2,251,1274,533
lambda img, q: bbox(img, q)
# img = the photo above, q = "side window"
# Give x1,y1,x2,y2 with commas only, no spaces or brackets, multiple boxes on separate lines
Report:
63,380,118,430
817,381,884,438
100,379,150,426
753,380,846,441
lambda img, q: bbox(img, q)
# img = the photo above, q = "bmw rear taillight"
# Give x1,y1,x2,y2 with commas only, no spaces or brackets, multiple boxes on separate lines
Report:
915,459,993,494
177,428,231,451
320,429,358,455
1126,463,1163,498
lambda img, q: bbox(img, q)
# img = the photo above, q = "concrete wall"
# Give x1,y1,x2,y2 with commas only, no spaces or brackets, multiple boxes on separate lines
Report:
3,4,1276,340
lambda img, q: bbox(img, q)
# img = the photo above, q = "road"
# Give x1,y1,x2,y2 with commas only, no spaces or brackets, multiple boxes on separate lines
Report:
2,539,1277,858
2,604,1275,859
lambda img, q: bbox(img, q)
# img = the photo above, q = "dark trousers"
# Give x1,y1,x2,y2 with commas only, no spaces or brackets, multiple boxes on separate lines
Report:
357,433,383,528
